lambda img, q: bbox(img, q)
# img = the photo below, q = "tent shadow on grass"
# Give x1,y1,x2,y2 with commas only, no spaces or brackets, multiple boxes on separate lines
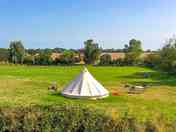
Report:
48,91,124,102
48,92,99,100
48,92,81,100
47,91,128,105
116,71,176,87
48,92,79,100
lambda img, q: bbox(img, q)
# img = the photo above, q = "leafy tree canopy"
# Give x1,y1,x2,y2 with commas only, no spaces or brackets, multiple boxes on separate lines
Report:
84,39,101,64
158,37,176,73
128,39,143,52
124,39,143,65
0,48,10,62
9,41,25,64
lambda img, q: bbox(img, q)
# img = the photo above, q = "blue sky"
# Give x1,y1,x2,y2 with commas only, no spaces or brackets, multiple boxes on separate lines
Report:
0,0,176,50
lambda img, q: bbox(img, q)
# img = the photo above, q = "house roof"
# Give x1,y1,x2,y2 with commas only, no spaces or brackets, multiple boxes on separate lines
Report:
101,52,125,60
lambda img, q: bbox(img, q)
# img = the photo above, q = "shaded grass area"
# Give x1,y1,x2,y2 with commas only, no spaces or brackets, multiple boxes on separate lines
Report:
119,71,176,87
0,65,176,121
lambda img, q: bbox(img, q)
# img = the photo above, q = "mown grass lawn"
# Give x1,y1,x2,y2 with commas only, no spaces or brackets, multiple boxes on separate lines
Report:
0,65,176,121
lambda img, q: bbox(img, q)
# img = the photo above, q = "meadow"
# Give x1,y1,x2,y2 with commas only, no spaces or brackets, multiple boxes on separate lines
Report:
0,65,176,122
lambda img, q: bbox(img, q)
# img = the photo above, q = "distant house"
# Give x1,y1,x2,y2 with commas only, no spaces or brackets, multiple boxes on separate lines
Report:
139,52,152,60
100,52,125,60
100,52,153,61
50,53,62,61
50,51,152,63
50,52,83,63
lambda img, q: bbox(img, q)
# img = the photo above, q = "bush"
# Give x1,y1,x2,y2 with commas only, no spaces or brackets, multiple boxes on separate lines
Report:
0,105,175,132
99,54,112,65
0,48,10,62
143,53,160,68
124,52,141,66
24,55,34,65
111,59,125,66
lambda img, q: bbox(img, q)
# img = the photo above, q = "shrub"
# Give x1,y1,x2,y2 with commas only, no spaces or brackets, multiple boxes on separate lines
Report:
0,105,175,132
99,54,112,65
143,53,160,68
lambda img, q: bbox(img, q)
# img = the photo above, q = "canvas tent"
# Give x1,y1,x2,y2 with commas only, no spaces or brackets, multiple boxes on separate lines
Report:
61,68,109,99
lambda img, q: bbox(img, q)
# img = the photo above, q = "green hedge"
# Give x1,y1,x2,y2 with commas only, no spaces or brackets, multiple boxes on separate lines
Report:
0,105,175,132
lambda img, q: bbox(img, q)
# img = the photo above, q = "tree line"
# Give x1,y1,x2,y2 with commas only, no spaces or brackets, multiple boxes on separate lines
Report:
0,39,143,65
0,39,101,65
1,37,176,74
100,37,176,75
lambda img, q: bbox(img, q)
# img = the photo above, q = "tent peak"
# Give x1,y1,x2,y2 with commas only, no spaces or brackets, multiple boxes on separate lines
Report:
83,67,88,72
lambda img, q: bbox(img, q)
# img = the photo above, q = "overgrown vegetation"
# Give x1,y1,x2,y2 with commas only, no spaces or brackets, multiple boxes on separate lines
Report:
0,105,175,132
0,48,9,62
142,37,176,74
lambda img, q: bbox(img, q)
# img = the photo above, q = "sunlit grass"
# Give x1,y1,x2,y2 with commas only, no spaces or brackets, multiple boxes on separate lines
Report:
0,65,176,121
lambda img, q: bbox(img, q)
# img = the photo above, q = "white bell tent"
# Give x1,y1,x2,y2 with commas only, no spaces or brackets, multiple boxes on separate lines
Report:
61,68,109,99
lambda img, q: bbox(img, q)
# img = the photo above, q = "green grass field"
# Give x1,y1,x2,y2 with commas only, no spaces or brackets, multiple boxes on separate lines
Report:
0,65,176,121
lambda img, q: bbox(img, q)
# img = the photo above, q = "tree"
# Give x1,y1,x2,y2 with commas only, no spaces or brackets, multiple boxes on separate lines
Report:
123,44,129,52
9,41,25,64
0,48,10,62
124,39,143,65
128,39,142,52
59,50,76,64
99,54,112,65
52,48,66,53
24,55,34,65
26,49,38,64
143,53,160,68
35,49,52,65
84,39,101,64
158,37,176,73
